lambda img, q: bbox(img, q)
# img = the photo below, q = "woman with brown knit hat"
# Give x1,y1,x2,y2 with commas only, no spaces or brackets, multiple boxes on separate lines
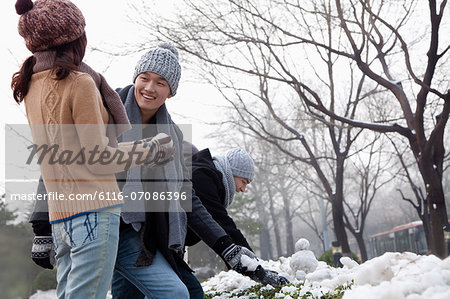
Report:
11,0,174,298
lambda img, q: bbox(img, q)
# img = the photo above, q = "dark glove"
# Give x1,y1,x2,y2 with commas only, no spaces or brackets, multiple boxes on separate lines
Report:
31,236,55,269
248,265,290,286
221,244,259,274
31,220,55,269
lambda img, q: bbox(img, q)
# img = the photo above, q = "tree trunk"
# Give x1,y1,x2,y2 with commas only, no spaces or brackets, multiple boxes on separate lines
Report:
269,207,283,257
282,191,295,256
254,183,273,259
355,232,368,262
424,167,447,257
259,228,273,260
420,200,432,252
419,141,448,257
284,209,295,256
267,185,283,257
333,156,351,255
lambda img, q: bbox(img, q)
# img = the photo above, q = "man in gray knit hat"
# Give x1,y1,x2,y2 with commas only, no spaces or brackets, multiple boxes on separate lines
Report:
130,42,181,123
112,44,289,298
185,147,255,262
183,146,290,293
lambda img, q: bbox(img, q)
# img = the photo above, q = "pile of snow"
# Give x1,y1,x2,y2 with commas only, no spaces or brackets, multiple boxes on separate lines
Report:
29,238,450,298
202,238,450,298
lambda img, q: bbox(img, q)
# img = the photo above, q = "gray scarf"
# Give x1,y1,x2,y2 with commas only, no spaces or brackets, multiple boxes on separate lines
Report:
213,155,236,208
33,51,131,146
121,86,187,254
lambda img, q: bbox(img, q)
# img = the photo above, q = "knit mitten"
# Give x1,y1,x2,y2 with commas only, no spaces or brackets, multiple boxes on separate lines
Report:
31,236,56,269
248,265,290,286
221,243,259,274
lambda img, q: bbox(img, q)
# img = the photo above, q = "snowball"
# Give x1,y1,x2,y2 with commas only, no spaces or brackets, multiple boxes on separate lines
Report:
241,255,260,271
295,238,310,251
290,250,318,274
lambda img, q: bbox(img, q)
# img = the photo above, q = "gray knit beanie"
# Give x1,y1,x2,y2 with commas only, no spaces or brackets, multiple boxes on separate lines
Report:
226,148,255,180
133,42,181,96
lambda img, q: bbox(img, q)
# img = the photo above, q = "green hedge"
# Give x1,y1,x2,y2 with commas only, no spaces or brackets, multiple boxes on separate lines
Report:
32,269,57,291
318,249,360,267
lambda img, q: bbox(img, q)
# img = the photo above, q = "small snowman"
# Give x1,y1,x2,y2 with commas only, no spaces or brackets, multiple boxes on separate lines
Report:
289,238,318,280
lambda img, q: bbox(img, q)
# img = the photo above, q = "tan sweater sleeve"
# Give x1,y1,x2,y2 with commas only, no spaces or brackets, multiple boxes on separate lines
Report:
70,74,150,174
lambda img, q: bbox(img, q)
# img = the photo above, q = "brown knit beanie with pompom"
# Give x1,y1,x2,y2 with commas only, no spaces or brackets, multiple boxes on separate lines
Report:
16,0,86,53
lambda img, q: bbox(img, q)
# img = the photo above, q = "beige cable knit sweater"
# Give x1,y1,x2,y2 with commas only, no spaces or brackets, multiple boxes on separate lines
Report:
25,70,149,222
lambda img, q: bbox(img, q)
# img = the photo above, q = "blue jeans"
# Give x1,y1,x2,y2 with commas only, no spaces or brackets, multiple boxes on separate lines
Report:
111,226,189,299
111,257,204,299
52,208,121,299
179,265,205,299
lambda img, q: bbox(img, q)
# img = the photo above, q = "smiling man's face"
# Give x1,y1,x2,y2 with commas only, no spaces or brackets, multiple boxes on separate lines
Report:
134,72,172,123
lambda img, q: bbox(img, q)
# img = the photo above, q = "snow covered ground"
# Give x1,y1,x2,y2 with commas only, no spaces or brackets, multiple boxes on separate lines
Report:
30,239,450,299
202,239,450,298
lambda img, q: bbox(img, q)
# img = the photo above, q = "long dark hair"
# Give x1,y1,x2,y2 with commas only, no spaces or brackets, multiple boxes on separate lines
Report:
11,32,87,104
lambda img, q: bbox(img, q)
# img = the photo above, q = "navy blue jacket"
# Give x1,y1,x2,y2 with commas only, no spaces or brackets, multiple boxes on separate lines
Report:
185,148,253,251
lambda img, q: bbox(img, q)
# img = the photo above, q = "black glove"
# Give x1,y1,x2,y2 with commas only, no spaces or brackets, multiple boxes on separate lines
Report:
31,236,55,269
221,244,259,274
214,237,290,286
31,220,55,269
248,265,290,286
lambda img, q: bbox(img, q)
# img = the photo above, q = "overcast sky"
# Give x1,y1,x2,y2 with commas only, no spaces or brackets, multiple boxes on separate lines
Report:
1,0,230,194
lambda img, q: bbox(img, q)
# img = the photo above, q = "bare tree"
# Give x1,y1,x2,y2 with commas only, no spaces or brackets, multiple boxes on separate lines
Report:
387,135,433,249
209,113,328,257
288,164,334,252
207,120,290,258
343,133,393,260
128,0,449,256
250,141,308,257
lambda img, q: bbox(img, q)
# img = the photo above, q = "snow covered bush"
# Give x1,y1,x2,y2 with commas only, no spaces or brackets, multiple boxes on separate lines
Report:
204,281,352,299
202,238,450,299
32,269,57,292
29,238,450,299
